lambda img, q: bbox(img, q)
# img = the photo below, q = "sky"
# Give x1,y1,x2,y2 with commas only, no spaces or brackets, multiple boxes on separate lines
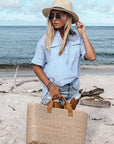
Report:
0,0,114,26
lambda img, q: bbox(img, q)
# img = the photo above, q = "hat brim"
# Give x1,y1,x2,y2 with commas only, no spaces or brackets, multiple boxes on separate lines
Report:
42,7,79,24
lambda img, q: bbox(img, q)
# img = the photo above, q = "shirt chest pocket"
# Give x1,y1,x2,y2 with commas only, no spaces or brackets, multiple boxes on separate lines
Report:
69,40,81,55
50,43,61,60
70,39,81,46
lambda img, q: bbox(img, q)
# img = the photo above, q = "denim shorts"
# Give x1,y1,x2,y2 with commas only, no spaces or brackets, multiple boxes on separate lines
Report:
41,83,81,106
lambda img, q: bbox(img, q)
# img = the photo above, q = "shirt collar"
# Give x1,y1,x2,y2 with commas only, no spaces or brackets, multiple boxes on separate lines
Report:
50,30,79,47
51,30,62,47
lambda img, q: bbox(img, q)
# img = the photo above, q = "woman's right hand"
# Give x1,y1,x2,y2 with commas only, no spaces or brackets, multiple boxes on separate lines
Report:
49,85,61,100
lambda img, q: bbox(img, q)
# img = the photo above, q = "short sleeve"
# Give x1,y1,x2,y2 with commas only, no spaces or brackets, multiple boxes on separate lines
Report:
32,35,46,67
80,36,86,60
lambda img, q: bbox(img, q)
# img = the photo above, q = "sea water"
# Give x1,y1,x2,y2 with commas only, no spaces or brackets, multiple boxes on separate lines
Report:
0,26,114,67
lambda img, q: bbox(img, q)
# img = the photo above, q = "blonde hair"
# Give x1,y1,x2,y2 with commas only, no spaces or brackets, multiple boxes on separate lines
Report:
45,12,73,55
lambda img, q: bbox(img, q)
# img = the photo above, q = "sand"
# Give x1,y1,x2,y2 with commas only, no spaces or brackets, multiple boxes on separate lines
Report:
0,70,114,144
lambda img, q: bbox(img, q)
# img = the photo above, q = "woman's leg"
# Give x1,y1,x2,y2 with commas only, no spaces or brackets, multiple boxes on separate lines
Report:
70,98,79,110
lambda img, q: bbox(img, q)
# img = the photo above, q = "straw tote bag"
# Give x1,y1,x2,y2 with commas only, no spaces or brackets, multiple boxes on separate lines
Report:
26,96,88,144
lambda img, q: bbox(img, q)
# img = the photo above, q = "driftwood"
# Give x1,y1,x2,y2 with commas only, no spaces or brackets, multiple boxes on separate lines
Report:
9,79,38,92
9,65,39,92
80,86,104,97
9,65,19,92
8,105,16,111
104,123,114,126
92,118,102,120
80,87,111,107
0,91,8,93
0,83,3,86
14,65,19,89
32,88,42,93
80,97,111,108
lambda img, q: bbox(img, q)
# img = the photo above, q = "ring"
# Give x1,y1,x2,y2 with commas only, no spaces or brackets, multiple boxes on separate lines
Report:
55,96,58,99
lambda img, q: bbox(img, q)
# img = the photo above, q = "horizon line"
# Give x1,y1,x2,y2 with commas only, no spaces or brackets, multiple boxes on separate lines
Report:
0,25,114,27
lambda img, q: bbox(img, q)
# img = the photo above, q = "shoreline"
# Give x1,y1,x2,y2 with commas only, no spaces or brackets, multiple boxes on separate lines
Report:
0,64,114,70
0,64,114,77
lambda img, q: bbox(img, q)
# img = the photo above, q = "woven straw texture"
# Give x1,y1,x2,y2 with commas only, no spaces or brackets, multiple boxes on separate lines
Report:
26,103,88,144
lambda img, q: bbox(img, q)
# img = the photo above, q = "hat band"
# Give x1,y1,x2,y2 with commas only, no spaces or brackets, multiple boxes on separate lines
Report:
52,7,64,9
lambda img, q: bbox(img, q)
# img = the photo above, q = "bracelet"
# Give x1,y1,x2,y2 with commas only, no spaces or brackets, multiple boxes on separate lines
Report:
46,82,53,91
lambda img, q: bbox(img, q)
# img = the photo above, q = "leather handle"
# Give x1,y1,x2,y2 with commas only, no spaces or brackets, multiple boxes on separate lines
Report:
47,95,73,117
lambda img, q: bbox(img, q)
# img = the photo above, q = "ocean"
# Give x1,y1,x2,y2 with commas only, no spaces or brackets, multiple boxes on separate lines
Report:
0,26,114,69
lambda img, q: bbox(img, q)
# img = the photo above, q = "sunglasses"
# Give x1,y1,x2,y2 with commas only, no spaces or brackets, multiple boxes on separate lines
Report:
49,14,61,20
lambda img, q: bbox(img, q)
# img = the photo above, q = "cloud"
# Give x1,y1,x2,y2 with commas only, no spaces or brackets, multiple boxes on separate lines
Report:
0,0,22,10
1,17,7,21
74,0,114,15
72,0,98,15
95,3,112,13
109,8,114,14
29,0,53,14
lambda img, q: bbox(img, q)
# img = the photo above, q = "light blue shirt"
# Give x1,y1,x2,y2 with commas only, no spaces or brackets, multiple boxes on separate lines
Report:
32,30,86,99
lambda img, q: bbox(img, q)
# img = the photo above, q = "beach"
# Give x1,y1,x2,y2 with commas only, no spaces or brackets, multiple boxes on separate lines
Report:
0,67,114,144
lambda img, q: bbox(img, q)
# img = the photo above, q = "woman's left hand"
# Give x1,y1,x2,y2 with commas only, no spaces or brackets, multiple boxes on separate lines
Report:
76,21,85,35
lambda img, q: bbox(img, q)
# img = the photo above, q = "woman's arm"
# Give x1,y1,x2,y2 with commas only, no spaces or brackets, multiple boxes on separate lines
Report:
33,65,61,99
76,21,96,61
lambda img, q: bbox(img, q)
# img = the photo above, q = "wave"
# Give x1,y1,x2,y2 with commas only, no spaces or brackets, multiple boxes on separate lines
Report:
96,52,114,57
81,64,114,69
0,63,33,70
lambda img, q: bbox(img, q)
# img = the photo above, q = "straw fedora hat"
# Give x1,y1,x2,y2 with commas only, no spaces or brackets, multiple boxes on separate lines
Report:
42,0,79,24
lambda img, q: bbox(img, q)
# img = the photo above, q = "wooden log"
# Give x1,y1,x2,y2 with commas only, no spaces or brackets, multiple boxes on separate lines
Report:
80,87,104,98
80,97,111,108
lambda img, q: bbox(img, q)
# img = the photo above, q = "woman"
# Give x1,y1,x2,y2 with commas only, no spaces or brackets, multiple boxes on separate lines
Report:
32,0,96,109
